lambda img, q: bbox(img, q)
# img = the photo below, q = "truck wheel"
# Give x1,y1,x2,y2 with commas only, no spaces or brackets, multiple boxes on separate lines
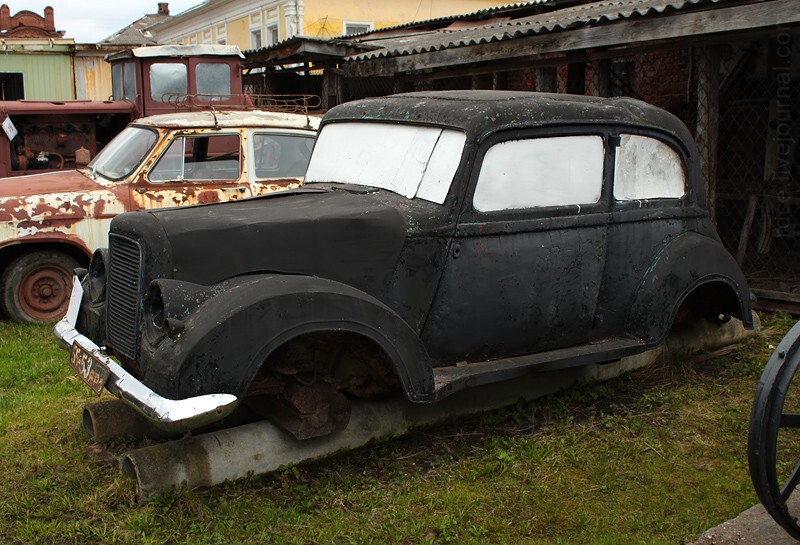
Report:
1,251,80,323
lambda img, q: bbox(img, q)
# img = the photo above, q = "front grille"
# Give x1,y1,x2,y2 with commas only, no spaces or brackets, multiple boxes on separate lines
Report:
107,234,143,360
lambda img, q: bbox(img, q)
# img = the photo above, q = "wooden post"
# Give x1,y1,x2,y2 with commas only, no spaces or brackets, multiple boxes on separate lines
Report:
322,68,343,110
695,46,721,223
590,59,612,97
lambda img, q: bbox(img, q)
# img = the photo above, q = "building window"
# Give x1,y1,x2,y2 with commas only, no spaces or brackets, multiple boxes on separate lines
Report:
0,73,24,100
343,21,373,36
251,29,262,49
267,24,279,45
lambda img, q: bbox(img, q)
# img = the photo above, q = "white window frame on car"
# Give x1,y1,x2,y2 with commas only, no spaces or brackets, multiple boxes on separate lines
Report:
613,133,686,201
472,135,606,212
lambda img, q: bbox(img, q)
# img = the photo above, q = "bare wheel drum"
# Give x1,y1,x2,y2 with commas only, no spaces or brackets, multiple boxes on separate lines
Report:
0,251,79,323
749,320,800,540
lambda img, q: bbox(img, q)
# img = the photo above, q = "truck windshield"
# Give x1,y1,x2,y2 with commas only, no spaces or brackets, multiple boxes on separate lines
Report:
304,122,466,205
88,126,158,181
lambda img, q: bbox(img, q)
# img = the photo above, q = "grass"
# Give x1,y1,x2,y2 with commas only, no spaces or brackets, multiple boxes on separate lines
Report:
0,313,795,544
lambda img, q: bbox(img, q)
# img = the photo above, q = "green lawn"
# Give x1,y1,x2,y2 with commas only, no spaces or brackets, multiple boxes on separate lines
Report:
0,314,793,545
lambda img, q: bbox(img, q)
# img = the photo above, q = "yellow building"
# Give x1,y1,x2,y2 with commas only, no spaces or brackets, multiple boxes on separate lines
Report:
150,0,518,50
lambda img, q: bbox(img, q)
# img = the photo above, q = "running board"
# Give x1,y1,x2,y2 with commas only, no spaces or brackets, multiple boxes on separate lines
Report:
432,338,647,401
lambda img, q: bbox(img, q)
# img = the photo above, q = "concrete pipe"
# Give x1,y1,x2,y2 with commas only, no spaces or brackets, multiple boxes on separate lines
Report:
83,400,176,442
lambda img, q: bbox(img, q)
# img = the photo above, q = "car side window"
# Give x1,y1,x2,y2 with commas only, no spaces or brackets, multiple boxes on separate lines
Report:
150,134,241,182
614,134,685,201
473,135,605,212
252,133,314,179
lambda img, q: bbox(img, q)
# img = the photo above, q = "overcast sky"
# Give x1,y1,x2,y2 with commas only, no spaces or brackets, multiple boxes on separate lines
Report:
4,1,202,43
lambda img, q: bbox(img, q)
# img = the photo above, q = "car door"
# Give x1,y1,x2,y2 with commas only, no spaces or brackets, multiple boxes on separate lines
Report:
590,129,694,342
131,131,252,209
421,129,612,364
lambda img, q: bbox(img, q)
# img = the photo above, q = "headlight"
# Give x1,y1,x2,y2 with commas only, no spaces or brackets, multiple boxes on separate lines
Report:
85,248,108,304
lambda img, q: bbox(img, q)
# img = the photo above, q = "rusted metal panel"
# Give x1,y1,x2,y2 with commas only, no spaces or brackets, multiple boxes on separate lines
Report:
0,171,128,252
74,56,113,101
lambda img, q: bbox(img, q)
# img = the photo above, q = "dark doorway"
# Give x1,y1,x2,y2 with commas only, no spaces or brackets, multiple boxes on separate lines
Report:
0,73,24,100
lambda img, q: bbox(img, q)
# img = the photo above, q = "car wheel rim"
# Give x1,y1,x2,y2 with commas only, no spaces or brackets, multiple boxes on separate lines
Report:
17,265,71,320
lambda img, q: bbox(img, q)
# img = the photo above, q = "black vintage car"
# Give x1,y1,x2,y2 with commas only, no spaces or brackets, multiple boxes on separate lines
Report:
57,91,754,438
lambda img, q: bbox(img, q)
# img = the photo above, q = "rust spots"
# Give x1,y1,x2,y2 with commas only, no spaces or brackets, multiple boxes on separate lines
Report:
198,191,220,204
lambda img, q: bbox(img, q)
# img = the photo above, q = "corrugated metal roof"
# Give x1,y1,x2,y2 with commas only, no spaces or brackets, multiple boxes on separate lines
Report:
334,1,553,39
348,0,723,61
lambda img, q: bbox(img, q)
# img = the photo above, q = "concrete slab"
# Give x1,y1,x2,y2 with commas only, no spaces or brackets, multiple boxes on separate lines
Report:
693,497,800,545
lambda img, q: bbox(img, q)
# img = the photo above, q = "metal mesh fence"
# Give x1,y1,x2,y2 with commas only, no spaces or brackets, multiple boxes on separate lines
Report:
343,76,395,102
712,38,800,300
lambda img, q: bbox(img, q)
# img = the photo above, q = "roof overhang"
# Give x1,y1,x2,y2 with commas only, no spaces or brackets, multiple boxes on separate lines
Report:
243,37,377,69
343,0,800,78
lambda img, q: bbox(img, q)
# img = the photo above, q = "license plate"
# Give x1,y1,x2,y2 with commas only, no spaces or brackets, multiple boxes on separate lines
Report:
70,342,110,396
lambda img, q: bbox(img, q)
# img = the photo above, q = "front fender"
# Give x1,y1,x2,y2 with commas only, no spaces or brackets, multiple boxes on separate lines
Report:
626,232,754,345
142,274,434,402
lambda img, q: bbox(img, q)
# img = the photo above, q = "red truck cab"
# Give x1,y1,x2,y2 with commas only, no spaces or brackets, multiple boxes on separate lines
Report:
0,44,248,179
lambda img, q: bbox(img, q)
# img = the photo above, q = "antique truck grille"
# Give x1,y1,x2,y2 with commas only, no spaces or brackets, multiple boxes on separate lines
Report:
107,234,143,360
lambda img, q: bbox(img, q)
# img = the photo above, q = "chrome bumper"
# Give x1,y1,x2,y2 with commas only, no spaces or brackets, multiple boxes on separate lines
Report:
54,276,239,431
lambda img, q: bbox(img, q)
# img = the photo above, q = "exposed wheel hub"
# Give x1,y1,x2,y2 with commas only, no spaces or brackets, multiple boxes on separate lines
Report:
18,266,70,320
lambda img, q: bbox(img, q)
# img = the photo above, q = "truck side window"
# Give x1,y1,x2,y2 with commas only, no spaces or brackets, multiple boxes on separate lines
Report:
112,62,138,101
150,63,188,102
614,134,685,200
473,135,604,211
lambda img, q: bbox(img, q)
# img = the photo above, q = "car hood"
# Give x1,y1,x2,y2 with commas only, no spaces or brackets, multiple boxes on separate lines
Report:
0,170,103,199
113,187,411,300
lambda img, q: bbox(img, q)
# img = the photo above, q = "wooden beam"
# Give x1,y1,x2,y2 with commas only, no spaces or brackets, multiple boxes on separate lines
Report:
695,45,721,223
344,0,800,77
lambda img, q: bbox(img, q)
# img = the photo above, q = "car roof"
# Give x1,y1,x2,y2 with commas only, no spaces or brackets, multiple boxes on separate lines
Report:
133,109,320,131
322,90,691,144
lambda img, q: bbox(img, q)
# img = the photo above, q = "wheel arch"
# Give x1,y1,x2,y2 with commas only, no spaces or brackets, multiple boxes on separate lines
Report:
146,274,435,403
0,239,91,279
625,232,754,345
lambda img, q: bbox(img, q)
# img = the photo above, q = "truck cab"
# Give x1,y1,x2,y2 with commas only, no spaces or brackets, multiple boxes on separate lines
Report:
0,45,249,179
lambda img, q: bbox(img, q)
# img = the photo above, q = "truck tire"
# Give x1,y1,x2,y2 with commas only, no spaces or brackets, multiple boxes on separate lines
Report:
1,251,80,323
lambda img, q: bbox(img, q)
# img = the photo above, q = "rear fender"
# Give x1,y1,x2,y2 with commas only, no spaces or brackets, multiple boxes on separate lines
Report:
626,232,754,345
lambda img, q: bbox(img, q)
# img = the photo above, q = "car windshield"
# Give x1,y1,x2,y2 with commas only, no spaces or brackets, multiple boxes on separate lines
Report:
88,126,158,181
304,122,466,205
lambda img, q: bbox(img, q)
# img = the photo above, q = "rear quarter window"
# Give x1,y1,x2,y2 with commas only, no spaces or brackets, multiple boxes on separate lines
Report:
614,134,686,201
